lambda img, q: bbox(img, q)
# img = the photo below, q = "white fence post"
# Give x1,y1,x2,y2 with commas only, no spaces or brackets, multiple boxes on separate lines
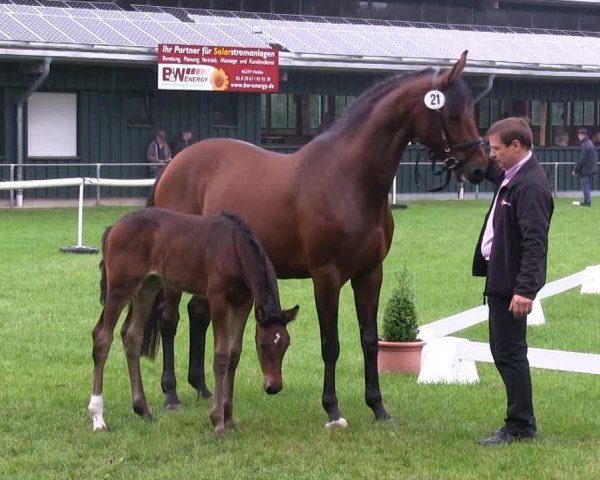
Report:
527,297,545,326
77,181,84,248
417,327,479,384
581,265,600,294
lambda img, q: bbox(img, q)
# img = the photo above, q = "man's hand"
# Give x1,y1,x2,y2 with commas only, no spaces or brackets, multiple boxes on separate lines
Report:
509,294,533,319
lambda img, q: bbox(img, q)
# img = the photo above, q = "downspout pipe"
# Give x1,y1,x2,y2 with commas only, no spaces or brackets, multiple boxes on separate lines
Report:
473,74,495,105
15,57,52,207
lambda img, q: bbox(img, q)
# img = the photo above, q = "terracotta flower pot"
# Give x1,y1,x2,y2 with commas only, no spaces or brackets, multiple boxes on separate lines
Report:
377,339,425,374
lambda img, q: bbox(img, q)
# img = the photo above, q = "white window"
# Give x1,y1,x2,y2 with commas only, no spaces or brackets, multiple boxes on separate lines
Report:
27,92,77,157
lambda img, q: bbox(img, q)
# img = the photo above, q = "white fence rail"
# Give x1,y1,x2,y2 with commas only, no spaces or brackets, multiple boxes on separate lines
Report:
0,177,154,252
419,271,585,339
417,267,600,384
0,161,581,207
459,342,600,376
0,162,158,206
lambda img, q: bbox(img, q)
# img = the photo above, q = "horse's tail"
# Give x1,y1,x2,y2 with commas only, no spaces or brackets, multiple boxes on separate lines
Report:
145,166,166,207
140,291,163,359
99,226,112,305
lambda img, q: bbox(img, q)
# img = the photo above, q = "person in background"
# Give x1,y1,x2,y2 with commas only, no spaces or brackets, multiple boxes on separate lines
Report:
572,128,598,207
146,129,172,177
473,117,554,446
555,132,569,147
172,128,194,157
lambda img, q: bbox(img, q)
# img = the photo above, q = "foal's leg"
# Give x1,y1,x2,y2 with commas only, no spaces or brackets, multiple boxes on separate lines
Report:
187,295,212,399
89,288,131,432
223,299,253,430
351,264,392,421
312,267,346,428
121,278,162,421
207,294,230,437
160,287,183,409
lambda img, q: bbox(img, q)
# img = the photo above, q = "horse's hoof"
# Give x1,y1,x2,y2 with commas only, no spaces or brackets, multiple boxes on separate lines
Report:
143,414,156,423
377,415,395,424
214,426,226,438
375,411,394,422
325,417,348,429
164,401,181,411
164,395,182,410
198,388,212,399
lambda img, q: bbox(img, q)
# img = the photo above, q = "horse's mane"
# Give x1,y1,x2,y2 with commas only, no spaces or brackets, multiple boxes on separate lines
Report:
334,67,473,134
219,211,279,310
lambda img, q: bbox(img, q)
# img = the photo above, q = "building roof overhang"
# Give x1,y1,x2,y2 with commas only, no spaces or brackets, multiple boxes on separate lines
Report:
2,40,600,81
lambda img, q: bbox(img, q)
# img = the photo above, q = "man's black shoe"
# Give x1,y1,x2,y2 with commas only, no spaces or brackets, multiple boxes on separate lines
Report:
479,428,536,446
581,203,591,207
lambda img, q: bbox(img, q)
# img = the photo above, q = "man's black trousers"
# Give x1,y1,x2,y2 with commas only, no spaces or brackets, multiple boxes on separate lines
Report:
488,295,537,435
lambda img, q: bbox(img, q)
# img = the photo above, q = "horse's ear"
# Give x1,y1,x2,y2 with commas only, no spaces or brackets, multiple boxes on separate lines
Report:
283,305,300,324
436,50,468,89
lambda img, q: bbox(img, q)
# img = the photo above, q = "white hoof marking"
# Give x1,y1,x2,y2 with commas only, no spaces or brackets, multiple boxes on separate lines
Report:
88,394,108,432
325,417,348,429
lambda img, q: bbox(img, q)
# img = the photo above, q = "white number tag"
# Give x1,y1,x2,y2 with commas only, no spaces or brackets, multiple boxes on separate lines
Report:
424,90,445,110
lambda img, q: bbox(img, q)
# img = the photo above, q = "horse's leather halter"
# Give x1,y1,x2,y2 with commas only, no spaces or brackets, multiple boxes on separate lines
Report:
415,69,484,192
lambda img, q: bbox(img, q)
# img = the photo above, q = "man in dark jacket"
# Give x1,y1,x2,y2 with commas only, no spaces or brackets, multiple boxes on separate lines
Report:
473,117,554,446
172,128,194,157
572,128,599,207
146,129,172,177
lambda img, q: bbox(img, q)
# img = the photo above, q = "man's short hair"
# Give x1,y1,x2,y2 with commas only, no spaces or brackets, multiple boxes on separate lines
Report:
578,128,588,136
487,117,533,149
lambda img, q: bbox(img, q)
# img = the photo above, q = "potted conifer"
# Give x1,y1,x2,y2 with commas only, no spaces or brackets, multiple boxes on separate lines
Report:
377,265,425,374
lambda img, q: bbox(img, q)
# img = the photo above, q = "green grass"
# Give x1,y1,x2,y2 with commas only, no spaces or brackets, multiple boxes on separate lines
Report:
1,199,600,479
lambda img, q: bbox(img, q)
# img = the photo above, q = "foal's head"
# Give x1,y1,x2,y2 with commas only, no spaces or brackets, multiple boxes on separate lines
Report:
412,51,489,184
255,305,299,395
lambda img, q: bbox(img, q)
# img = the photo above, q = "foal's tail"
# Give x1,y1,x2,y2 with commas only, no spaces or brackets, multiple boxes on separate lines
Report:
99,226,112,305
140,291,163,360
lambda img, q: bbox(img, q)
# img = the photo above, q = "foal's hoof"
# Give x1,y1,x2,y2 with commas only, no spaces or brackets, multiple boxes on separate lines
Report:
92,423,108,433
325,417,348,429
225,419,238,430
143,413,156,423
214,426,226,438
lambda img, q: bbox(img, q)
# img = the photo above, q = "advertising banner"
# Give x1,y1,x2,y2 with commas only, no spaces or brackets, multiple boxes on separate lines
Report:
158,44,279,93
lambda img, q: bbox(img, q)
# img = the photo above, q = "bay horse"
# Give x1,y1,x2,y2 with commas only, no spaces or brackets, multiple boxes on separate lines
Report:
148,51,489,427
88,207,299,436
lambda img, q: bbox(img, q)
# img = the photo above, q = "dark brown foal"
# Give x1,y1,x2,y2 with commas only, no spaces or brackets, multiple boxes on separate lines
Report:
88,208,298,436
